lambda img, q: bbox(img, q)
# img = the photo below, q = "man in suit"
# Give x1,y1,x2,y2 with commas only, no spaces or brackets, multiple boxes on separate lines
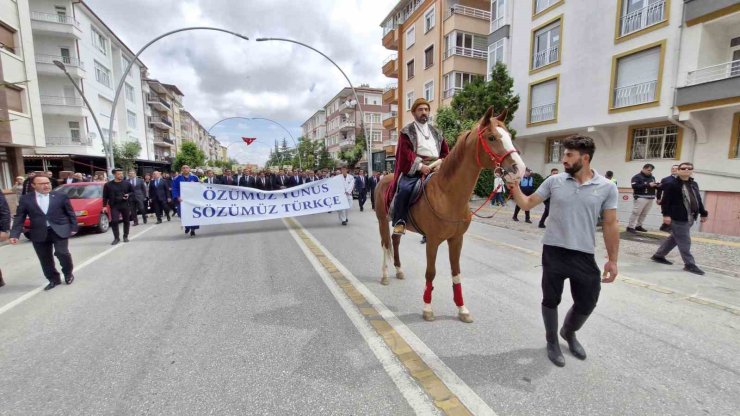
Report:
64,173,81,185
46,171,59,189
288,170,302,188
104,169,134,245
369,172,380,210
9,175,78,290
354,169,368,212
127,170,148,225
149,171,171,223
275,168,288,189
203,169,218,185
221,169,236,186
22,171,36,195
255,171,272,191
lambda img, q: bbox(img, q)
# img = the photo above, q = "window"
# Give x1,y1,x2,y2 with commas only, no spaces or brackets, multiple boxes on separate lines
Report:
69,121,81,141
365,113,381,123
424,45,434,68
0,148,11,190
99,95,113,118
424,7,435,33
127,111,137,129
531,18,561,71
91,28,107,55
407,59,415,79
617,0,667,39
424,80,434,102
491,0,506,32
546,137,565,163
487,39,505,79
94,61,111,88
5,86,23,113
125,83,135,103
372,131,383,143
0,22,17,54
534,0,563,16
406,26,415,48
528,76,558,125
628,124,679,160
443,71,479,98
445,32,487,59
610,42,663,111
406,91,415,111
731,113,740,158
122,57,133,78
364,94,381,105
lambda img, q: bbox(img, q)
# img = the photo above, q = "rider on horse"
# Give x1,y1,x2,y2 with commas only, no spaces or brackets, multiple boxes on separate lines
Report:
390,98,449,235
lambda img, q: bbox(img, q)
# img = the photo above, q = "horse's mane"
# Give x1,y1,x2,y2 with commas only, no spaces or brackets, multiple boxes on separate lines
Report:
438,126,475,183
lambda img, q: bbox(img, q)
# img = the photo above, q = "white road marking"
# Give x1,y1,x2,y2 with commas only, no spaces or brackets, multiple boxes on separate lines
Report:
284,219,441,416
0,225,158,316
288,219,498,416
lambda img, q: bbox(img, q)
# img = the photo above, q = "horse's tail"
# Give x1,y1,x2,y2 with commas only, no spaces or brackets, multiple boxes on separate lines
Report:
375,175,394,253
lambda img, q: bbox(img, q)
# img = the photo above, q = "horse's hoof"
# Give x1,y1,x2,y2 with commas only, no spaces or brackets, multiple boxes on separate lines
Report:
458,312,474,323
381,276,389,285
422,311,435,321
396,271,405,280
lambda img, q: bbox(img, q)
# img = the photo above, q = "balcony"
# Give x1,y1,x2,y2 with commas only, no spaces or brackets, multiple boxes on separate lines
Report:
154,154,172,162
444,4,491,35
338,119,356,132
529,103,557,124
147,94,171,112
619,0,666,38
382,54,398,78
30,11,82,38
613,80,657,109
685,0,739,26
383,83,398,104
149,116,173,130
35,55,85,78
40,96,85,116
382,26,398,50
532,46,559,70
444,47,487,60
339,138,356,149
45,135,91,146
677,60,740,110
445,5,491,21
382,111,397,129
443,87,463,100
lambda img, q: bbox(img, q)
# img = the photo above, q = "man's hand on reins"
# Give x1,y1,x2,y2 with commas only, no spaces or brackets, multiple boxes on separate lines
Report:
420,165,432,175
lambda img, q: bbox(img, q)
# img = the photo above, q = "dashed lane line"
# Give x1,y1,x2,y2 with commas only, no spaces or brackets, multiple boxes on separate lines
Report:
0,225,158,317
468,233,740,316
284,217,498,416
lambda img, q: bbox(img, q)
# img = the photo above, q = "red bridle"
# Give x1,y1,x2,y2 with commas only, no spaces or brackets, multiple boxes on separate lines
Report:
475,125,518,169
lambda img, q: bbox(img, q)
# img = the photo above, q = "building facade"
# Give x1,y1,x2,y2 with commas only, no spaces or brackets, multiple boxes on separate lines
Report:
26,0,152,175
144,78,175,164
301,109,326,143
485,0,740,235
0,0,45,192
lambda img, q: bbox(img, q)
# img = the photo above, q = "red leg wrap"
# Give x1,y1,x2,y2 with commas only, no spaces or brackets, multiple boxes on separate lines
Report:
423,281,434,304
453,283,464,307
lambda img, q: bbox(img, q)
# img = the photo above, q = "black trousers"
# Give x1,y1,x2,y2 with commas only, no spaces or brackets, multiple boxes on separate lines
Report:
151,198,170,221
513,205,530,221
129,199,147,224
393,174,419,226
370,187,376,209
110,205,131,239
32,229,73,283
539,199,551,226
357,190,367,209
541,245,601,315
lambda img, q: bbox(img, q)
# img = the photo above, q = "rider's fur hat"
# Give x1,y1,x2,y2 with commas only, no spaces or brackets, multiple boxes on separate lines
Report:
411,98,430,112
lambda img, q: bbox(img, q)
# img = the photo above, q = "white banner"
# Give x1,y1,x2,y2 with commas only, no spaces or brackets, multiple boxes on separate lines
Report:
180,176,351,226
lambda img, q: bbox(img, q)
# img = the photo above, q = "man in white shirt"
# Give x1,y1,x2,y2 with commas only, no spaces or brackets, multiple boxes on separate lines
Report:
338,166,354,225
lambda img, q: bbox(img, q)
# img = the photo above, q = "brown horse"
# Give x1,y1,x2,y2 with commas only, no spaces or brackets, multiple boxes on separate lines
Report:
374,106,526,323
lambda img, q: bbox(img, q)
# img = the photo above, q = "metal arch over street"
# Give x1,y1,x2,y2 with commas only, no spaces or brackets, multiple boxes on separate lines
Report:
107,27,250,175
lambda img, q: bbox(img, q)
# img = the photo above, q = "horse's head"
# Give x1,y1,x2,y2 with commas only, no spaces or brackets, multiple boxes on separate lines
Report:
477,106,526,182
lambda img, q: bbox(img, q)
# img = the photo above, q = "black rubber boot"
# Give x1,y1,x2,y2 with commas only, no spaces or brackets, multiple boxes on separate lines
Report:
560,307,589,360
542,305,565,367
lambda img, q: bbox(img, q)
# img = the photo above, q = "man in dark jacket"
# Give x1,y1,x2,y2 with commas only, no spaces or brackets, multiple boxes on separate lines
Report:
513,169,535,223
0,192,10,287
354,169,368,212
627,163,657,232
149,171,171,223
9,175,78,290
127,170,148,225
103,169,135,245
651,162,708,275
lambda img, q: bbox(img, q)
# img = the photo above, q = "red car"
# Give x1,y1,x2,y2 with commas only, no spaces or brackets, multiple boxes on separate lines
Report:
23,182,111,238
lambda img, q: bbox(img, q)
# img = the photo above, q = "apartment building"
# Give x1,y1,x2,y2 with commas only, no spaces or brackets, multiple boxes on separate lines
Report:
488,0,740,235
301,109,326,143
323,86,392,167
144,78,175,164
381,0,491,135
0,0,44,193
26,0,153,174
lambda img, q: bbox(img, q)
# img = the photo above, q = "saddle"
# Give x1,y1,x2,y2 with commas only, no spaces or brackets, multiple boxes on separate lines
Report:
389,172,436,218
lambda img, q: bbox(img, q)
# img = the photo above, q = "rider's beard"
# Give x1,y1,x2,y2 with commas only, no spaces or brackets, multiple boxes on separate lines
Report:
414,114,428,124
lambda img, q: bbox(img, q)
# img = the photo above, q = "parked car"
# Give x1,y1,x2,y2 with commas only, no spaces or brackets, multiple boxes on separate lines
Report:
23,182,110,239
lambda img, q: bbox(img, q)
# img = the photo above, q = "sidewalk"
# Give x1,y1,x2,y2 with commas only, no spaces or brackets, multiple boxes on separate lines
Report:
468,198,740,278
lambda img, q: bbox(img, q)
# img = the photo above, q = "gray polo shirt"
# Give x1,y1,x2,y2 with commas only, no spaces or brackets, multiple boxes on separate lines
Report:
535,171,618,254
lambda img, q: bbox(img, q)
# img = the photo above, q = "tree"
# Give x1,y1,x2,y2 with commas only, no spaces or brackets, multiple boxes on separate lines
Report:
173,141,206,171
112,141,141,172
339,133,366,168
436,62,520,196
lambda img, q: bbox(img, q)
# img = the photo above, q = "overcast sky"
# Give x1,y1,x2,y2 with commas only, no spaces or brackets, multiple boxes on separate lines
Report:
85,0,398,165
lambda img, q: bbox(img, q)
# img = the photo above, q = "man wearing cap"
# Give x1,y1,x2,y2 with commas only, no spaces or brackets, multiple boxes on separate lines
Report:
390,98,449,235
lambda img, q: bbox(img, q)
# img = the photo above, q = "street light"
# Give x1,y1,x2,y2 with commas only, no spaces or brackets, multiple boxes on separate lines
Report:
53,60,113,175
207,116,302,169
255,37,374,177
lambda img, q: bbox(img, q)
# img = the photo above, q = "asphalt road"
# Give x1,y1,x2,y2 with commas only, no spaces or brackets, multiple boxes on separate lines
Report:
1,205,738,415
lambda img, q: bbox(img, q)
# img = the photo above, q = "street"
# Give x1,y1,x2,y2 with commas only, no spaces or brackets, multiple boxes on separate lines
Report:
1,205,738,415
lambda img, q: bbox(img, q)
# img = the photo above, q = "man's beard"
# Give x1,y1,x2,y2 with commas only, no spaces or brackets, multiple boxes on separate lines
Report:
564,159,583,175
414,114,428,124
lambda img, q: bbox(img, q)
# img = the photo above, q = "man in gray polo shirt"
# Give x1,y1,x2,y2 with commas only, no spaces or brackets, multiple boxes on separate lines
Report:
507,135,620,367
